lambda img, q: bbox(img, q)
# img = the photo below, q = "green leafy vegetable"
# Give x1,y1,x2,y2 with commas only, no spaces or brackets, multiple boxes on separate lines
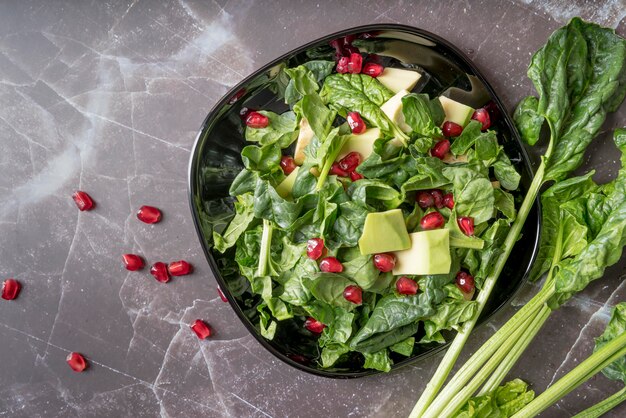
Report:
245,110,298,148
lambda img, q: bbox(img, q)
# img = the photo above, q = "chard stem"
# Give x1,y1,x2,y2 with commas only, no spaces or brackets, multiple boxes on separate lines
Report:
257,219,273,277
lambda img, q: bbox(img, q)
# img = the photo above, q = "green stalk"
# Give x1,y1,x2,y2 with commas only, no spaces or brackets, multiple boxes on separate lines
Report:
512,332,626,418
257,219,273,277
449,236,485,250
316,136,349,191
572,386,626,418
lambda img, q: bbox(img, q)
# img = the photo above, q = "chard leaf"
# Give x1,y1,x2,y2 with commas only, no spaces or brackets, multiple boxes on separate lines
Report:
455,379,535,418
245,110,298,148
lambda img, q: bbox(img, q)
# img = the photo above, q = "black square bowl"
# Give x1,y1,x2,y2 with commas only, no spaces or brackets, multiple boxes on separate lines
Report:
188,24,541,378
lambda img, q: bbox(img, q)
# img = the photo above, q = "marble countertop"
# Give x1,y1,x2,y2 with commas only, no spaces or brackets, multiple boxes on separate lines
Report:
1,1,626,417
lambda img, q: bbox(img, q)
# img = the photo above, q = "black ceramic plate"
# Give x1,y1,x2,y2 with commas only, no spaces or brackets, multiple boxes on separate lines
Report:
188,24,540,378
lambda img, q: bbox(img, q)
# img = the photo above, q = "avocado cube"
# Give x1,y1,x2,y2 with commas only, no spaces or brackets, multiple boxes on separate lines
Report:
392,229,451,275
358,209,411,255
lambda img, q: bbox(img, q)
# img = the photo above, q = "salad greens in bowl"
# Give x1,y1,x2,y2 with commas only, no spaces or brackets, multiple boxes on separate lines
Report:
188,24,540,377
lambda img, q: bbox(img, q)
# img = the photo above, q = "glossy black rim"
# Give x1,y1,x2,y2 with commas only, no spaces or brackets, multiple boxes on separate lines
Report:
188,23,542,379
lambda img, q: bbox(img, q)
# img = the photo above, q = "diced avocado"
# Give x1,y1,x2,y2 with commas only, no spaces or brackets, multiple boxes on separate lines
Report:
376,68,422,94
438,96,474,127
337,128,381,160
381,89,412,133
392,229,451,275
294,118,314,164
276,166,300,198
358,209,411,255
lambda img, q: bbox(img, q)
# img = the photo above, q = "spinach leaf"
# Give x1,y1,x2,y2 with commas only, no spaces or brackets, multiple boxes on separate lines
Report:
401,93,444,138
443,166,494,224
229,169,258,196
341,252,380,290
513,96,544,146
330,201,369,248
296,93,336,147
493,152,521,191
303,273,359,311
356,150,420,188
213,193,256,252
284,61,334,106
253,180,303,229
245,110,298,148
455,379,535,418
493,188,516,221
321,343,350,368
449,121,485,155
241,143,283,177
363,349,393,372
324,307,355,344
401,156,451,194
594,302,626,383
421,291,477,344
348,179,404,209
389,337,415,357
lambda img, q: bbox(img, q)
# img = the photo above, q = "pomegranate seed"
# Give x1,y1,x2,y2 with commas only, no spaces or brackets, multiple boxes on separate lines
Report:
122,254,144,271
442,121,463,137
456,271,475,294
190,319,212,339
217,286,228,303
319,257,343,273
373,253,396,272
168,260,193,276
306,238,325,260
336,56,349,74
66,352,87,372
72,191,94,211
350,171,364,181
330,162,349,177
343,285,362,304
137,205,162,224
344,44,360,55
430,190,444,209
362,62,384,77
329,38,345,55
458,216,475,236
338,151,362,172
471,108,491,130
280,156,297,175
484,101,501,123
1,279,21,300
347,53,363,74
343,34,357,46
227,88,246,104
443,193,455,209
396,276,419,295
245,111,269,129
239,106,252,121
420,212,445,230
431,139,451,160
304,317,325,334
150,262,170,283
417,191,435,209
346,112,367,134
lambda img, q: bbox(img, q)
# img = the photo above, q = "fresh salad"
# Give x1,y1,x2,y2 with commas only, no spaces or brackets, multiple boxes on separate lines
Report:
210,44,523,372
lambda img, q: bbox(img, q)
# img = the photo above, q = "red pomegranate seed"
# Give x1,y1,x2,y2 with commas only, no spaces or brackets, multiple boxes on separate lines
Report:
168,260,193,276
344,44,360,55
350,171,364,181
280,156,297,175
239,106,252,121
338,151,362,172
417,191,435,209
122,254,144,271
137,205,162,224
420,212,445,230
336,56,349,74
343,285,362,304
343,34,357,46
431,190,444,209
329,38,345,55
190,319,212,339
304,317,325,334
458,216,475,236
1,279,21,300
150,262,170,283
396,276,419,295
484,101,501,123
362,62,384,77
443,193,455,209
319,257,343,273
72,191,94,211
373,253,396,272
442,121,463,137
346,112,367,134
456,271,475,294
245,111,269,129
217,286,228,303
330,162,349,177
306,238,325,260
431,139,451,160
471,108,491,130
227,88,246,104
66,352,87,372
347,53,363,74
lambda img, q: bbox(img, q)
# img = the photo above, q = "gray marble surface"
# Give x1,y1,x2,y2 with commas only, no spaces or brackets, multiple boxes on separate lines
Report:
1,1,626,417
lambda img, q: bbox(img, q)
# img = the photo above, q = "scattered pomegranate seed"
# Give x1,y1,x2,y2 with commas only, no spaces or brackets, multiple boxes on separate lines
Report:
336,56,350,74
472,108,491,130
304,317,326,334
66,352,87,372
343,285,363,304
458,216,475,236
190,319,212,339
330,162,349,177
362,62,384,77
72,191,94,211
346,112,367,134
137,205,162,224
338,151,362,172
443,193,455,209
168,260,193,276
150,262,170,283
396,276,419,295
442,121,463,137
373,253,396,272
431,189,444,209
122,254,144,271
350,171,364,181
347,53,363,74
420,212,445,230
280,156,297,175
306,238,325,260
431,139,451,160
1,279,21,300
217,286,228,303
456,271,475,294
417,191,435,209
319,257,343,273
245,111,269,129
